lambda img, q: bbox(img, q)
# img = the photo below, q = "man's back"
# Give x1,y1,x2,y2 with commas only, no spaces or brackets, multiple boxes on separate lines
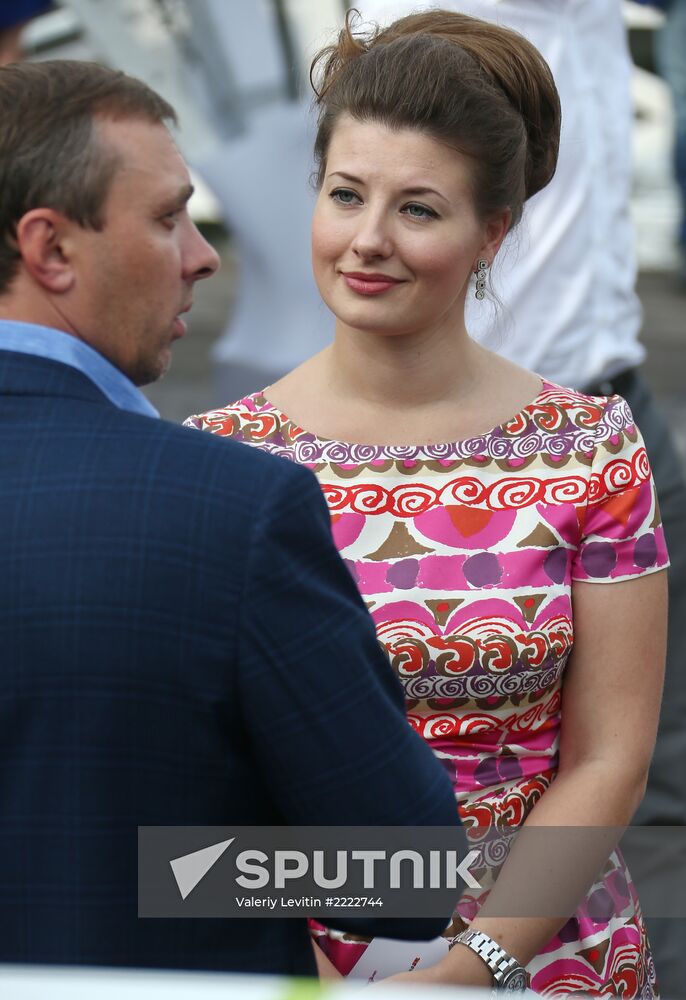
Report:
0,351,458,973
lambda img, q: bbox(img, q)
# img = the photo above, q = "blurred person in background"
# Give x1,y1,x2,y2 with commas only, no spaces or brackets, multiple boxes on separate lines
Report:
195,102,334,403
174,1,336,405
653,0,686,286
188,10,669,994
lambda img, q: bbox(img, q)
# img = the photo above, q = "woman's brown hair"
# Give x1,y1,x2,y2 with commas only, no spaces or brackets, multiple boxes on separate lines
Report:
311,9,561,228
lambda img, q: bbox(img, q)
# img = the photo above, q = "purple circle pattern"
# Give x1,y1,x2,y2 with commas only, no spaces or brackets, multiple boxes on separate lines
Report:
581,542,617,578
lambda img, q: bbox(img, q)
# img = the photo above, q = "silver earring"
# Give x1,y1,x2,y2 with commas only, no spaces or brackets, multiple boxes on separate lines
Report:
475,259,489,300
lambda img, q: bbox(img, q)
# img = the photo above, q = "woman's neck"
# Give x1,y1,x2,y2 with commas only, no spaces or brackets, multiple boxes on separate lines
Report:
325,317,483,410
265,316,540,447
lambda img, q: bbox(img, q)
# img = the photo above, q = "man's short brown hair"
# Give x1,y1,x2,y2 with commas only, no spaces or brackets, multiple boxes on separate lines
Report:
0,59,177,293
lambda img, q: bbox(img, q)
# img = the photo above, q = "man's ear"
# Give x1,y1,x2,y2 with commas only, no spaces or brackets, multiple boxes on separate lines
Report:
14,208,79,293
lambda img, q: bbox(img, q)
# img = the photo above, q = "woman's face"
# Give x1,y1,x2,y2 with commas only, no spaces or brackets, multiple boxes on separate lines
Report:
312,114,507,339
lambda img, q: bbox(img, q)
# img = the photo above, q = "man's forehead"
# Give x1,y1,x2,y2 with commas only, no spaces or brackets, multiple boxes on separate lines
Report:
94,115,191,192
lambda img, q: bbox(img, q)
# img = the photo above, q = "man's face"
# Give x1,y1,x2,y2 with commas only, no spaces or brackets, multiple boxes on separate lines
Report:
73,117,219,385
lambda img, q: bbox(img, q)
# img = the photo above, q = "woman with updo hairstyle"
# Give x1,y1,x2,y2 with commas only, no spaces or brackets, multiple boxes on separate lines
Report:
187,10,667,995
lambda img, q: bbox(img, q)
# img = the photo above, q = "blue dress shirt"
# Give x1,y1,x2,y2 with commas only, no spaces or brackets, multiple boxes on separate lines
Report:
0,319,159,419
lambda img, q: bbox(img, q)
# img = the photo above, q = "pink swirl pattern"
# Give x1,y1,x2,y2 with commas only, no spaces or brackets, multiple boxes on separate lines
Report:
187,380,668,996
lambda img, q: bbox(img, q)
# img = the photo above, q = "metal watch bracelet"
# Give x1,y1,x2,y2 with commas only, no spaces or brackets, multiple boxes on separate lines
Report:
453,929,529,992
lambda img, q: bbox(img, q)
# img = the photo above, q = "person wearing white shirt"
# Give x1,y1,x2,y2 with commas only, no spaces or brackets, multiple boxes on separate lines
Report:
655,0,686,284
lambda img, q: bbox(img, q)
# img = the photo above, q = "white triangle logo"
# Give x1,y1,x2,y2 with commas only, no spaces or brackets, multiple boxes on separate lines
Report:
169,837,235,900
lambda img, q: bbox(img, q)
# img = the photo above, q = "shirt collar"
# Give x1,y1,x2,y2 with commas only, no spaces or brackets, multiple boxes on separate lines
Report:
0,319,159,419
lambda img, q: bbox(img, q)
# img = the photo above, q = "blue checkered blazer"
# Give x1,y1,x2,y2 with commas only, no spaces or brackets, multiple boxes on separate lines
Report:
0,351,459,975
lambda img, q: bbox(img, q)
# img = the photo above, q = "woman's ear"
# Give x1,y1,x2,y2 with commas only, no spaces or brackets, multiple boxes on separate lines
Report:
479,208,512,264
14,208,77,294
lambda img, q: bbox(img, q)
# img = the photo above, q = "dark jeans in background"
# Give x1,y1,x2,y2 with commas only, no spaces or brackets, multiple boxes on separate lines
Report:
586,368,686,999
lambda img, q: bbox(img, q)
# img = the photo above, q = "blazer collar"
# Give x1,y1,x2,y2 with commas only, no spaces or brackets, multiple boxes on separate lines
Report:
0,320,158,419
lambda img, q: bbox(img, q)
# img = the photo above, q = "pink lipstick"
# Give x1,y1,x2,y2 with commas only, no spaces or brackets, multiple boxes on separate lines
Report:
341,271,404,296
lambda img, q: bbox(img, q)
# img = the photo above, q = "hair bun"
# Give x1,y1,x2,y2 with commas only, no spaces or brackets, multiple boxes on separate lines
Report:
310,9,561,226
372,11,560,199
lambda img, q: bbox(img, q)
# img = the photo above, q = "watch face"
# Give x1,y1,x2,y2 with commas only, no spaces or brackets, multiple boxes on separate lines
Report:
501,969,529,991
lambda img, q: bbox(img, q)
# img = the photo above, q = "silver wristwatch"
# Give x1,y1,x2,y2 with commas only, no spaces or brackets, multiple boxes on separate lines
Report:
453,929,529,992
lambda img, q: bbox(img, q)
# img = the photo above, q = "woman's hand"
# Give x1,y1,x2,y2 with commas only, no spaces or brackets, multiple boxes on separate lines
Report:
377,943,493,988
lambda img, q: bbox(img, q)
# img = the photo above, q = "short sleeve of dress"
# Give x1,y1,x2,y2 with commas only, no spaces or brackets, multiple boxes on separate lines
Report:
571,394,669,582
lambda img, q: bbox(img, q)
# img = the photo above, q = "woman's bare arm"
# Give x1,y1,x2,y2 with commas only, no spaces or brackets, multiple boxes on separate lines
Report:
388,570,668,987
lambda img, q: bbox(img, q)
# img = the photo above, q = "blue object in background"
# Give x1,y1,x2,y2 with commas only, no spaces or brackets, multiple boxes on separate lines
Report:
0,1,52,32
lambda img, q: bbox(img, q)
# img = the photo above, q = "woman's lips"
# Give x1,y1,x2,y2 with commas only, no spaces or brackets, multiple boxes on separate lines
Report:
341,272,404,296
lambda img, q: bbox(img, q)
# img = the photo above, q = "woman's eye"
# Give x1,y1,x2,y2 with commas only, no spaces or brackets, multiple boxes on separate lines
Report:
403,203,438,220
330,188,360,206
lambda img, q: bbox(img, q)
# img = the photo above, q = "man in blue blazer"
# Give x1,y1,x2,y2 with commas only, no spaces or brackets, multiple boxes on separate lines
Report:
0,60,460,974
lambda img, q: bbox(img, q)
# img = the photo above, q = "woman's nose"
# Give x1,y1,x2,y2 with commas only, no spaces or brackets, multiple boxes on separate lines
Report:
350,210,393,260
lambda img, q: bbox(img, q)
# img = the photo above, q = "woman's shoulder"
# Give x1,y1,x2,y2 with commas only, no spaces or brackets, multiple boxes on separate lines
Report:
184,392,287,441
535,379,637,438
477,351,632,442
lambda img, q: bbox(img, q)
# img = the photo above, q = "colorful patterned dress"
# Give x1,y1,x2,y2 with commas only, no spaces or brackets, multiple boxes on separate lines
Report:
186,380,668,997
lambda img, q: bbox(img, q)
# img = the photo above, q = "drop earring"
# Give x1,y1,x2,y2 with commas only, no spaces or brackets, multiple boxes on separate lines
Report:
475,259,489,300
